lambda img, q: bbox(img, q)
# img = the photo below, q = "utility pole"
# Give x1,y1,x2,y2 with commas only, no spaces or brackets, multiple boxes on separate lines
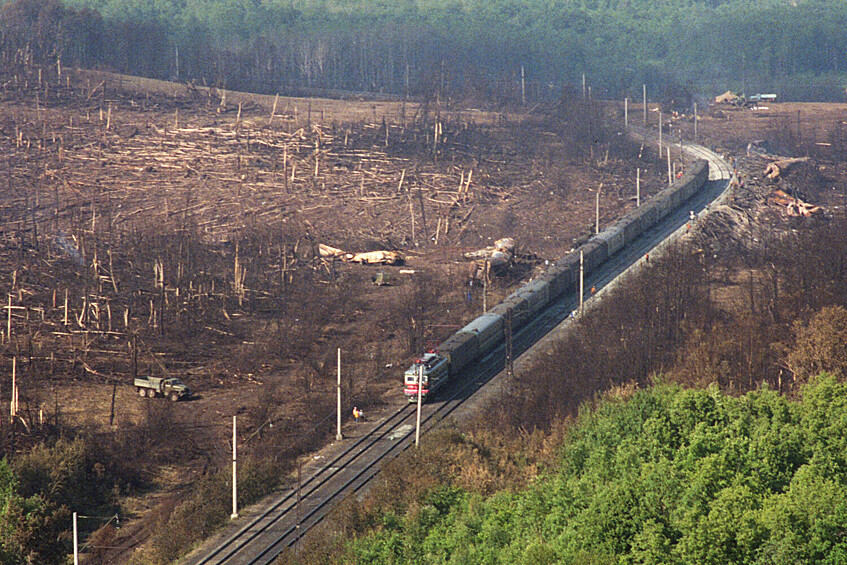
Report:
10,357,16,422
694,103,698,143
132,333,138,380
583,74,586,99
415,364,423,447
506,308,514,379
231,415,238,520
521,65,526,106
296,461,302,554
643,84,647,126
579,250,584,316
636,168,641,207
624,97,629,129
73,511,79,565
482,260,488,313
658,112,663,154
336,348,342,441
667,147,673,185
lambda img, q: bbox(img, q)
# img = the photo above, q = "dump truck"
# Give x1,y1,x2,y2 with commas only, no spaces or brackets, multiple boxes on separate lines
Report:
134,376,191,401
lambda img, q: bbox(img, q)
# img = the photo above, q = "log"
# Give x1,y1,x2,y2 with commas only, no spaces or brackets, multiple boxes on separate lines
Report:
763,157,810,179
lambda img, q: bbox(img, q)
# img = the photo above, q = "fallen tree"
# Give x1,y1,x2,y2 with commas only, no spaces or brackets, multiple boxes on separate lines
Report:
763,157,810,179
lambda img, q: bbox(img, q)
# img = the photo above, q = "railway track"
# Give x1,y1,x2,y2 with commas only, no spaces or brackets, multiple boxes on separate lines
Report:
187,346,514,564
185,136,732,565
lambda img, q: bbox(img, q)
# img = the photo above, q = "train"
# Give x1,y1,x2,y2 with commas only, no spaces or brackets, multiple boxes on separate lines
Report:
403,158,710,402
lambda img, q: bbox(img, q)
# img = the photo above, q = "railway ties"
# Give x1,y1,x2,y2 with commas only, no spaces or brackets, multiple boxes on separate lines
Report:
188,404,418,565
241,411,447,565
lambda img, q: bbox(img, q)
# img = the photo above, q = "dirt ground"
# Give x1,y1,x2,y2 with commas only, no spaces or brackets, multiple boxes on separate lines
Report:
4,67,847,562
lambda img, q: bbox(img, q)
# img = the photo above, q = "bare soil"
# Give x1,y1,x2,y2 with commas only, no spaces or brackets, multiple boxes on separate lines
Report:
675,100,847,208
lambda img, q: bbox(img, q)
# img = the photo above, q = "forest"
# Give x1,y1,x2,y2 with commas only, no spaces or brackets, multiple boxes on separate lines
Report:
3,0,847,103
296,220,847,564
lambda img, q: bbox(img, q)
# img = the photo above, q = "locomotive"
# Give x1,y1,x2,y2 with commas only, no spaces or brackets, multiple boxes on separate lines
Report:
403,159,711,402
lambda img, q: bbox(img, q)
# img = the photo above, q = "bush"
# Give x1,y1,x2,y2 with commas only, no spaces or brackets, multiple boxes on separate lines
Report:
13,437,116,514
147,457,283,563
0,458,69,565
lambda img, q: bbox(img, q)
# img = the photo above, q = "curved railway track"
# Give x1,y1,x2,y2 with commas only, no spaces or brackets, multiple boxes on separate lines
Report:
185,134,733,565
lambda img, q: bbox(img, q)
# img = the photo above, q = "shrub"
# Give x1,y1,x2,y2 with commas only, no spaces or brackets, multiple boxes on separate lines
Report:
332,383,847,564
0,458,69,565
147,457,283,563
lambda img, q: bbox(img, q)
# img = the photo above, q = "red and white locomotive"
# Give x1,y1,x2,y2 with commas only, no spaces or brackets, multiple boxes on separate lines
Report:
403,352,449,401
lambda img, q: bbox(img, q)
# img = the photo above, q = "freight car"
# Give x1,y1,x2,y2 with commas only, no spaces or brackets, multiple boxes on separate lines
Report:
403,159,709,402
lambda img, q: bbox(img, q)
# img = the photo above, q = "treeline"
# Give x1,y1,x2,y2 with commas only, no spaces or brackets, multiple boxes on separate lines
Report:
3,0,847,102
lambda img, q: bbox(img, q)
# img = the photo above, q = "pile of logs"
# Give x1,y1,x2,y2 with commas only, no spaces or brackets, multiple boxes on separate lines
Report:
464,237,517,274
767,189,822,217
318,244,404,265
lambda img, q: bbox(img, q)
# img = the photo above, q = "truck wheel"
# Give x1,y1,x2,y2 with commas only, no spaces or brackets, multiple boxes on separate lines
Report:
169,392,180,402
138,388,145,397
146,389,156,398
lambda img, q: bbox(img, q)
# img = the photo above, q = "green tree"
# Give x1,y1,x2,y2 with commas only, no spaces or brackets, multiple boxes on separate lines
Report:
0,459,68,565
341,383,847,565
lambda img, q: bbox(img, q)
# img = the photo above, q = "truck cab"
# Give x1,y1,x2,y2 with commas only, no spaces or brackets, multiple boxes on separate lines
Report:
404,353,449,402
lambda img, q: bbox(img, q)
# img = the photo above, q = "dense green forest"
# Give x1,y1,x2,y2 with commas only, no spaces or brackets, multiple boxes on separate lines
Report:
339,377,847,564
2,0,847,102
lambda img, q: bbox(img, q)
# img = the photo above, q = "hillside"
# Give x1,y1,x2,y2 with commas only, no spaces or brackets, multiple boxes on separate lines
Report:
2,4,847,557
337,379,847,564
0,56,674,561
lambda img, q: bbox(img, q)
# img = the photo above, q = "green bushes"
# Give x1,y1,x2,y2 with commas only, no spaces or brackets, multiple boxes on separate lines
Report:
0,438,116,565
342,378,847,564
0,467,68,565
0,435,280,565
14,438,117,515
